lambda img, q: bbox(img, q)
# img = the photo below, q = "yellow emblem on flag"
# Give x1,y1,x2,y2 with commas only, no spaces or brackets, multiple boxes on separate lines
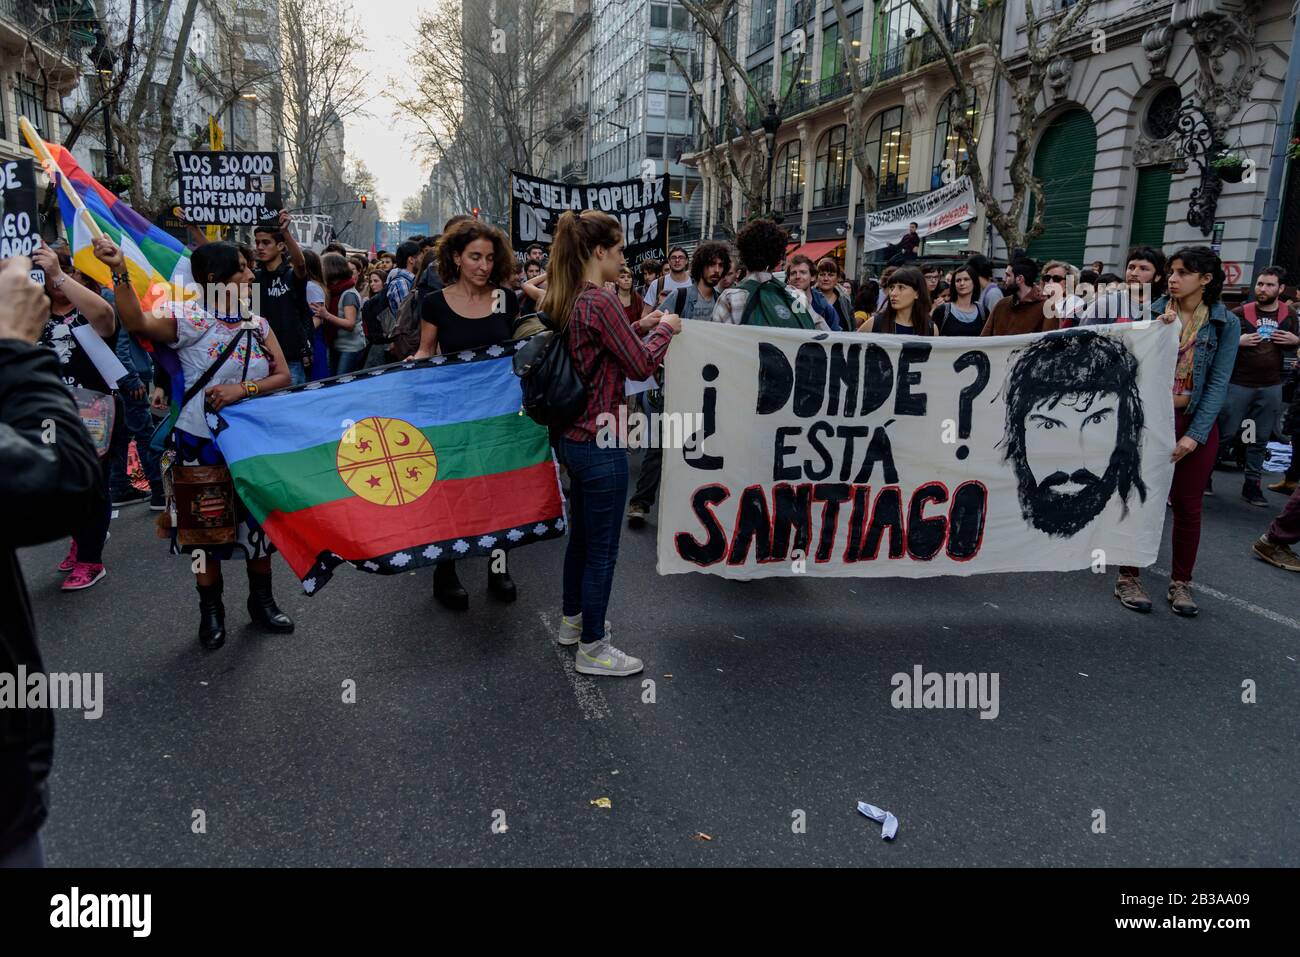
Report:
336,416,438,506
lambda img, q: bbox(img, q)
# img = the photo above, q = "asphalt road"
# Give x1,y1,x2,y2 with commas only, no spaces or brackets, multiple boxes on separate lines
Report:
20,457,1300,867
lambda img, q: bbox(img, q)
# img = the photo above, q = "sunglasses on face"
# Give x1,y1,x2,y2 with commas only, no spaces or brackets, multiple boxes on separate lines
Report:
1045,274,1067,283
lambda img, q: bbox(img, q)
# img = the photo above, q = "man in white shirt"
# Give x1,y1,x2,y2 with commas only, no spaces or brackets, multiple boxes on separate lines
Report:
642,246,692,307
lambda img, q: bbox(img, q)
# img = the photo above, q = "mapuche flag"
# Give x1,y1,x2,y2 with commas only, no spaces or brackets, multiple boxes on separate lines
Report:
212,344,566,594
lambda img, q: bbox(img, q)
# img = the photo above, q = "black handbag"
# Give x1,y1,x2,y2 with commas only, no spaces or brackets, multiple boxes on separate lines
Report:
512,313,587,427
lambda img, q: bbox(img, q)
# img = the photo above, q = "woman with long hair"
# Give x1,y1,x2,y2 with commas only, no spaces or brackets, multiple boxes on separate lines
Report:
302,249,330,380
614,264,643,325
320,252,366,375
94,237,294,649
411,219,523,609
1113,245,1238,618
31,241,118,591
541,210,681,676
857,266,934,334
932,265,985,335
358,268,392,368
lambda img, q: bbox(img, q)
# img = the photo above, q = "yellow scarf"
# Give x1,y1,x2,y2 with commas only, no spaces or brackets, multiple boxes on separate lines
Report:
1172,302,1208,395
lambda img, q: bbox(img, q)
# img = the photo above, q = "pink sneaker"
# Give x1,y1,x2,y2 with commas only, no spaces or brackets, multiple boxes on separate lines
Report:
61,562,106,591
57,540,78,572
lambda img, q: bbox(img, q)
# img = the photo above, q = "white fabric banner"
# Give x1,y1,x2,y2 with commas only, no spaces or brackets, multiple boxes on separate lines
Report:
656,321,1179,578
860,176,977,251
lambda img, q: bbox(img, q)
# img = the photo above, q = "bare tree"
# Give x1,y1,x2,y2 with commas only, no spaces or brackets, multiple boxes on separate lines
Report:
398,0,576,226
908,0,1099,252
277,0,371,208
677,0,809,220
828,0,887,213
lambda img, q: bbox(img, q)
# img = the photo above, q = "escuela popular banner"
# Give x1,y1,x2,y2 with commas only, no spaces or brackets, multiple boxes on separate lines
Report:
656,321,1179,578
861,175,976,252
510,170,670,267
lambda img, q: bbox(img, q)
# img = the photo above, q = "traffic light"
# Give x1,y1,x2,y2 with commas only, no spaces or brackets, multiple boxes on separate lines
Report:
360,195,367,209
472,207,480,219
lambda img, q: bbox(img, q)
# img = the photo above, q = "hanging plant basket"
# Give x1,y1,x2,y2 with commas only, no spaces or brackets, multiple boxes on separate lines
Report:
1287,137,1300,162
1211,150,1247,183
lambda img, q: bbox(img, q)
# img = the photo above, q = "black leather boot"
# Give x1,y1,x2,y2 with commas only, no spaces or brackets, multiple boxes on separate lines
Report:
487,560,517,603
197,580,226,650
433,560,469,611
247,569,294,632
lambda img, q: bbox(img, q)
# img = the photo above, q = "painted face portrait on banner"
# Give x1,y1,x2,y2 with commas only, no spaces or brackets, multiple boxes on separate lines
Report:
1000,330,1147,538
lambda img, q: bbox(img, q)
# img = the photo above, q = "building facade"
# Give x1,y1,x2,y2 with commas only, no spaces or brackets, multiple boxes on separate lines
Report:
590,0,703,242
0,0,91,219
686,0,1002,276
991,0,1298,287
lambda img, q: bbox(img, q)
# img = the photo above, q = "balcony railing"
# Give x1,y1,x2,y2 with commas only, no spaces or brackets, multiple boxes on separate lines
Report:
562,103,588,130
560,161,588,182
772,191,803,215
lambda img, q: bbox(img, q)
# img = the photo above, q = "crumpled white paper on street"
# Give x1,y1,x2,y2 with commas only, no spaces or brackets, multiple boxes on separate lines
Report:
856,801,898,840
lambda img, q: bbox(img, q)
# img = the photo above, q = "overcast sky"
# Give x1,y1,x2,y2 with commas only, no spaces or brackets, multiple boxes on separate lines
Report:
342,0,430,219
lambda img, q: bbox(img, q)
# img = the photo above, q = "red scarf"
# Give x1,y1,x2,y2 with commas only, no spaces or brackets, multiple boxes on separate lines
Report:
326,276,356,316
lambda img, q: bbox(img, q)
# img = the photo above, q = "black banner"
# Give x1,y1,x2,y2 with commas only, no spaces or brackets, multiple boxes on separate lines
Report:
510,170,670,266
0,158,42,260
173,151,282,226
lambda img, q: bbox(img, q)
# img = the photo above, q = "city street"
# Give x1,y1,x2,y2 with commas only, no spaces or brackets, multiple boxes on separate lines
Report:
25,455,1299,867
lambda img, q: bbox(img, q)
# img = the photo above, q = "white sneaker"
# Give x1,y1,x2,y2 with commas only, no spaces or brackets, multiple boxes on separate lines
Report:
557,613,609,646
575,626,643,677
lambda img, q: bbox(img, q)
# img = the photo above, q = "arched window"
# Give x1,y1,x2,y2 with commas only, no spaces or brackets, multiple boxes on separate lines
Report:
773,139,803,214
932,90,979,188
813,125,849,207
865,107,911,203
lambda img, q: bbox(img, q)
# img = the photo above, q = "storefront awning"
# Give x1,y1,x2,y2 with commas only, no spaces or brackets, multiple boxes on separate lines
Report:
788,240,844,264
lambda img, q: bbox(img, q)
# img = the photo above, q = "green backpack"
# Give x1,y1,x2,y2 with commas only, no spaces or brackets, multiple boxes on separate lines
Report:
738,277,815,329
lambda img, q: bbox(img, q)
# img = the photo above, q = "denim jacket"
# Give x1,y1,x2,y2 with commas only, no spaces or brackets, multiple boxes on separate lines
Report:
1152,295,1239,444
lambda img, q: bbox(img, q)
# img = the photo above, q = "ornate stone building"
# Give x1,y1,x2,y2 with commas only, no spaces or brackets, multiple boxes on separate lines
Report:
992,0,1298,287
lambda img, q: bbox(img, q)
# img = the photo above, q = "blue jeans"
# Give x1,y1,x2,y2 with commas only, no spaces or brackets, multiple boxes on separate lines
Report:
557,438,629,643
333,349,365,376
287,361,306,386
109,390,161,494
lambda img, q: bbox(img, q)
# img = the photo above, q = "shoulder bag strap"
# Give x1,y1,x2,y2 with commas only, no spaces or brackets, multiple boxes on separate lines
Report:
182,327,250,408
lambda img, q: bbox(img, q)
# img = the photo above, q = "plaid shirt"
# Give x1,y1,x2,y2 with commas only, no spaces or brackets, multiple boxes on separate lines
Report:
386,268,414,315
564,282,674,442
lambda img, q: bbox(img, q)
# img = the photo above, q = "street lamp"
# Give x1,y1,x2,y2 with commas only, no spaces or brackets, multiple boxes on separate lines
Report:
761,99,780,215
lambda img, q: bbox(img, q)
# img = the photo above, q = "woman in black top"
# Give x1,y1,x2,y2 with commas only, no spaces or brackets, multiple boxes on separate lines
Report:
932,265,985,335
858,266,934,335
411,219,521,610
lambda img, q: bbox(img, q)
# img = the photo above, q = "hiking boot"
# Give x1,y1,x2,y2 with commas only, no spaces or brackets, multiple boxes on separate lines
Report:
1242,481,1268,507
1167,580,1198,617
1113,574,1152,613
626,501,649,528
1268,478,1298,495
575,626,643,677
1252,534,1300,572
61,562,106,591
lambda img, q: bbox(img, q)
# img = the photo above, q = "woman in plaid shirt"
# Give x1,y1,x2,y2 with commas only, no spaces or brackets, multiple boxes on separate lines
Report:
539,210,682,676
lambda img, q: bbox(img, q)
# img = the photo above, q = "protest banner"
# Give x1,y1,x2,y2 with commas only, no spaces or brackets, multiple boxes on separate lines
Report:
287,213,333,252
173,151,282,225
510,170,669,266
861,176,976,251
656,321,1178,578
0,158,43,261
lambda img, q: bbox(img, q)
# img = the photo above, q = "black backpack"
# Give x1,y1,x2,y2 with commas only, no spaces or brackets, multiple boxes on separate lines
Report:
512,313,587,428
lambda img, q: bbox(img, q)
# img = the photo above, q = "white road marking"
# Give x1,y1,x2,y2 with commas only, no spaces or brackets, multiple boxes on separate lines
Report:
1152,567,1300,632
537,612,610,721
